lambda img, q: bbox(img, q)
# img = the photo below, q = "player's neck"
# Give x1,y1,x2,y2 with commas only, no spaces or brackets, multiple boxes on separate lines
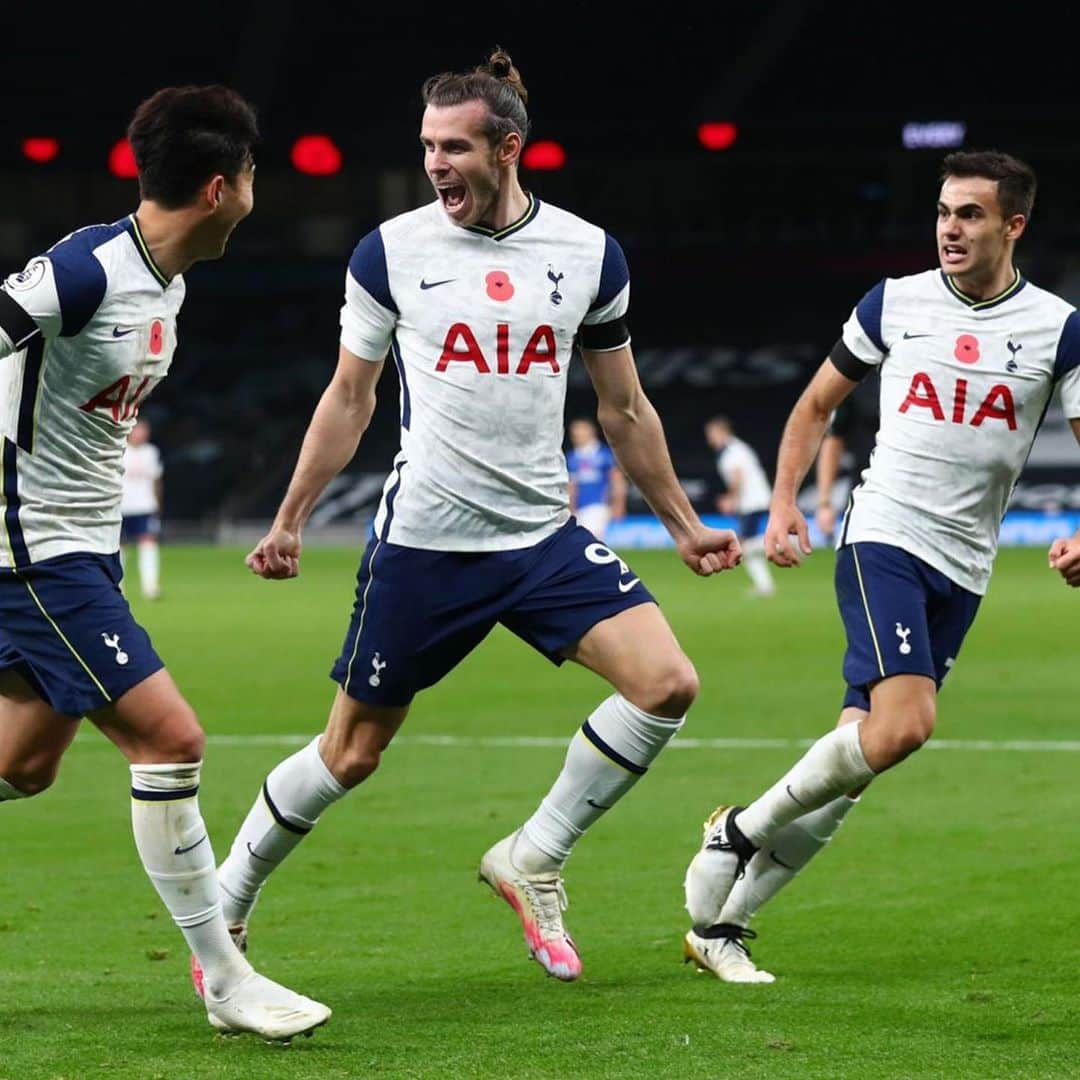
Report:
475,178,530,232
133,203,206,280
950,261,1018,302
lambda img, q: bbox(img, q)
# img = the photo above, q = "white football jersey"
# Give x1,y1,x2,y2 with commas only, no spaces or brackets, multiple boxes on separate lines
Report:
834,269,1080,594
340,194,630,551
0,216,182,567
121,442,163,516
717,437,772,514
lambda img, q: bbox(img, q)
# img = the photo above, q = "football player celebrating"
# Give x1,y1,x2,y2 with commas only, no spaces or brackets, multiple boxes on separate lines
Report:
207,47,741,986
0,85,329,1039
683,150,1080,982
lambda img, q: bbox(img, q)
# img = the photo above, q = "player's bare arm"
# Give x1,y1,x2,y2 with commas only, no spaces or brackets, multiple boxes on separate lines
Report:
765,357,859,567
814,431,844,537
247,346,385,579
581,344,740,576
608,466,627,519
1047,416,1080,586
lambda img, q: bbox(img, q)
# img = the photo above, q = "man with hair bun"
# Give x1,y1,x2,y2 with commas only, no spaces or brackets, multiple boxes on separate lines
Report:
209,48,741,985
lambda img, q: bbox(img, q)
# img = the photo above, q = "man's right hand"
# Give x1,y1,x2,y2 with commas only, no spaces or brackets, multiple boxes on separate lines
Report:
764,503,812,567
245,527,301,579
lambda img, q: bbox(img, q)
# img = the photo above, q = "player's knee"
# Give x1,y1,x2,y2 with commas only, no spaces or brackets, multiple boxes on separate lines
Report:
153,706,206,763
333,745,382,788
640,654,699,717
3,768,55,798
886,702,936,759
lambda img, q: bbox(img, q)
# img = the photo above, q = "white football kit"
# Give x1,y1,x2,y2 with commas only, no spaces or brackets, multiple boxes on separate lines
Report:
0,216,181,567
832,269,1080,594
717,438,772,515
121,442,163,517
340,194,630,551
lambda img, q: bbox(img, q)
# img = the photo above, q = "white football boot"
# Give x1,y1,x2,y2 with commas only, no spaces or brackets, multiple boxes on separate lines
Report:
204,970,331,1042
479,831,582,981
683,924,775,984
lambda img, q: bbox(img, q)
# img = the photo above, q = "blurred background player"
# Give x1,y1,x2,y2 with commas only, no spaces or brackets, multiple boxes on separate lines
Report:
566,416,626,541
0,84,329,1039
120,418,163,599
814,374,880,544
705,416,775,597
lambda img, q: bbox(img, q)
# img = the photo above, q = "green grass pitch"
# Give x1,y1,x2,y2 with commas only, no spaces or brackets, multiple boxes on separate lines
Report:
2,544,1078,1078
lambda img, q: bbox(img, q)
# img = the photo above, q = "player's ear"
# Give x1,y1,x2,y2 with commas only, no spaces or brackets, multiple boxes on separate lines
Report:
499,131,522,168
205,175,226,211
1005,213,1027,242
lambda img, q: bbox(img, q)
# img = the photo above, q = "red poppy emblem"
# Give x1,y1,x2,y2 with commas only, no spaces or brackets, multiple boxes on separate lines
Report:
486,271,514,302
954,334,979,364
149,319,164,356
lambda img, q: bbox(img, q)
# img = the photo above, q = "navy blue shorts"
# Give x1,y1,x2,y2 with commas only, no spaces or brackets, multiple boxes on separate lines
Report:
121,514,160,542
835,542,981,711
738,510,769,540
330,520,655,707
0,553,164,717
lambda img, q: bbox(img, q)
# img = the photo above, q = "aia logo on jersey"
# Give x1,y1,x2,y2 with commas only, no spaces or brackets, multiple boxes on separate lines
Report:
79,375,151,422
899,372,1016,430
437,323,559,374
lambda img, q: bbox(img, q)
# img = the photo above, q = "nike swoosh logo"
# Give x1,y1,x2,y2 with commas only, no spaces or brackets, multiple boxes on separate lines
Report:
419,278,456,290
586,798,612,810
246,841,274,864
618,577,641,593
174,834,207,855
112,326,137,337
902,331,932,339
785,784,809,809
768,850,796,870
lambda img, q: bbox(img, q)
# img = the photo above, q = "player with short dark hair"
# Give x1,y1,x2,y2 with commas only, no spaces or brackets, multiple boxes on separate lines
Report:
683,149,1080,981
0,84,329,1040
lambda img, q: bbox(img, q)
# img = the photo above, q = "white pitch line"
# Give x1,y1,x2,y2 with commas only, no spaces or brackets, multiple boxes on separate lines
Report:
71,733,1080,752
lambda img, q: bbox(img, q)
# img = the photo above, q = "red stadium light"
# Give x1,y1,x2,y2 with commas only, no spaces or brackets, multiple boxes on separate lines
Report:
22,137,60,164
523,140,566,171
108,139,138,179
291,134,343,176
697,122,738,151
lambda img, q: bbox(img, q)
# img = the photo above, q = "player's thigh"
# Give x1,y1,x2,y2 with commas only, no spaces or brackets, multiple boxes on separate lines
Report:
0,669,80,792
564,603,699,716
89,668,203,764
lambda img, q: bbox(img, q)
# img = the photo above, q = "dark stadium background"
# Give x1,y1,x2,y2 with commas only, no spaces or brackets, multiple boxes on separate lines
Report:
4,1,1080,532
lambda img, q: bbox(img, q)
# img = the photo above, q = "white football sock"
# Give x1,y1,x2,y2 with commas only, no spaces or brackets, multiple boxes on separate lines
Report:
736,722,874,846
717,796,858,927
217,736,347,926
516,694,684,872
0,777,27,800
138,542,160,596
744,547,775,595
130,762,250,998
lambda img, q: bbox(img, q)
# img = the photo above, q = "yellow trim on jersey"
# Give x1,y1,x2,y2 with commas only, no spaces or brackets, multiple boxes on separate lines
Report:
22,578,112,700
128,214,171,289
343,538,383,691
944,269,1023,310
465,192,538,240
851,545,886,678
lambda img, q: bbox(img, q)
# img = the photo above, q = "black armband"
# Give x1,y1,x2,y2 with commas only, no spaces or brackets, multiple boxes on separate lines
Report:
828,338,876,382
579,317,630,352
0,289,40,350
